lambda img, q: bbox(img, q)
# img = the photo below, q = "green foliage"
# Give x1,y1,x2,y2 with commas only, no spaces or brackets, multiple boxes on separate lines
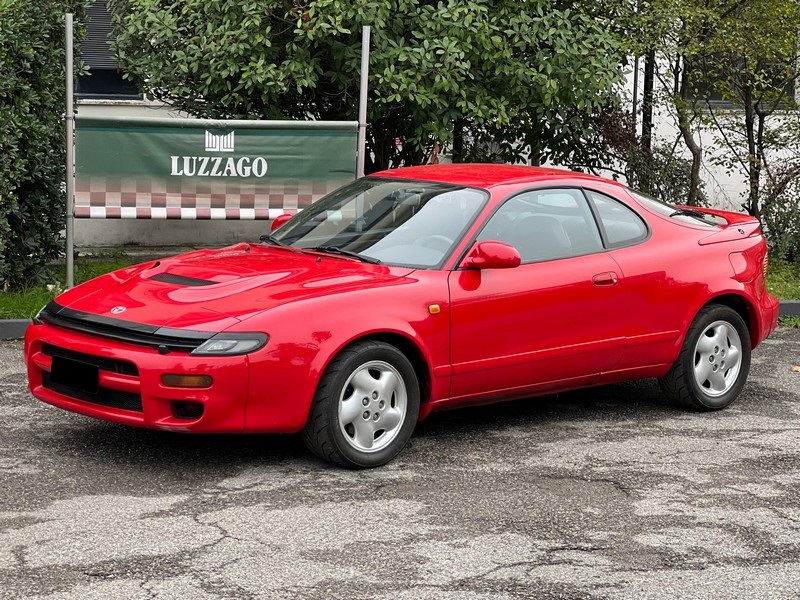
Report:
696,0,800,219
766,257,800,301
603,0,800,216
0,0,86,290
779,315,800,328
108,0,624,171
761,166,800,263
625,144,706,205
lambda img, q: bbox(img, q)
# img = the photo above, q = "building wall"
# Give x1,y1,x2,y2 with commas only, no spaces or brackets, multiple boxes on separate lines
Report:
624,59,799,212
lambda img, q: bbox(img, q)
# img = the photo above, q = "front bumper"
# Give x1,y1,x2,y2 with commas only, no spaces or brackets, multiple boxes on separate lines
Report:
25,321,251,433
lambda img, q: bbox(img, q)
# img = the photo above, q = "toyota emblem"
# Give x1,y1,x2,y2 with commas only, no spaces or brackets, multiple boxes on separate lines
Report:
110,306,127,315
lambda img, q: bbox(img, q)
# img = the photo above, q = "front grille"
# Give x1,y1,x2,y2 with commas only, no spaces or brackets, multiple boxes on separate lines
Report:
42,371,143,412
38,301,214,351
42,343,139,376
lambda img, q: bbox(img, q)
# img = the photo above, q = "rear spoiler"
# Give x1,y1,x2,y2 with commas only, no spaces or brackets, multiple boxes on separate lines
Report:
686,207,763,246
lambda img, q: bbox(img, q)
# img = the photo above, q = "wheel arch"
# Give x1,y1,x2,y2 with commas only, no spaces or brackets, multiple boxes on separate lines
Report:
702,293,758,348
337,332,433,413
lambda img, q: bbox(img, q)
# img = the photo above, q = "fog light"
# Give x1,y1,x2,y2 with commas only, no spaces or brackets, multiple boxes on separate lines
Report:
161,374,213,388
172,400,204,419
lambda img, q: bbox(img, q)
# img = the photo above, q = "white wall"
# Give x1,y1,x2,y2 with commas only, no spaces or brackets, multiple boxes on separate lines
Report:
76,98,183,119
74,218,271,248
624,60,799,212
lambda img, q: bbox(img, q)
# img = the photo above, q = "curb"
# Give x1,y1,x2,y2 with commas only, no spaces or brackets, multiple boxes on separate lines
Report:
3,302,799,341
780,301,800,317
1,320,30,341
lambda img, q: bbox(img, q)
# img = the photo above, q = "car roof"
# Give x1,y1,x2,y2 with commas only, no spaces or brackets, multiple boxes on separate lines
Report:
369,163,623,190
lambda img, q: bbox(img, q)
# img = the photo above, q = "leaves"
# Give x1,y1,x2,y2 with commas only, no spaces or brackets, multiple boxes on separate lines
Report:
108,0,624,171
600,0,800,215
0,0,86,289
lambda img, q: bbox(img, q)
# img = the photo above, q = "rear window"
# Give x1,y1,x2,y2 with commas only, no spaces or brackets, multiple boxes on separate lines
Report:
628,190,724,227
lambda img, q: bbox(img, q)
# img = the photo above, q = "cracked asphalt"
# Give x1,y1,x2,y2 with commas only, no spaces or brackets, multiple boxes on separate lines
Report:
1,328,799,599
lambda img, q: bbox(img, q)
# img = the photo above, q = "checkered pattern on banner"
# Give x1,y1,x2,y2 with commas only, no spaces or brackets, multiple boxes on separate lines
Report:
73,178,347,219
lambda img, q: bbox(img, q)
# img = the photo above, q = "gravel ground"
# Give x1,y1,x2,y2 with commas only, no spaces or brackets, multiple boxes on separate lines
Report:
1,328,799,599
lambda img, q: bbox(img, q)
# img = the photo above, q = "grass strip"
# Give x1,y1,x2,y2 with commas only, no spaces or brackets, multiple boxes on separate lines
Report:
0,257,138,319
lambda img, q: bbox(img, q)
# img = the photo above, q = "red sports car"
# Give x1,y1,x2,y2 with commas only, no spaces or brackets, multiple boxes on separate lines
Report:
24,164,779,468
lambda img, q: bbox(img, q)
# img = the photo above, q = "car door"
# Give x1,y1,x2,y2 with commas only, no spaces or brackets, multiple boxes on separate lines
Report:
448,188,628,402
586,188,687,371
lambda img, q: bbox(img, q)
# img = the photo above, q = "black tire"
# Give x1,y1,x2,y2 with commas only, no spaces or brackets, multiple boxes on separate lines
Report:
301,340,420,468
659,304,751,410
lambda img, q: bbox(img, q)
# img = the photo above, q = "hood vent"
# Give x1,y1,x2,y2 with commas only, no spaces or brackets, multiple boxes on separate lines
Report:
149,273,216,286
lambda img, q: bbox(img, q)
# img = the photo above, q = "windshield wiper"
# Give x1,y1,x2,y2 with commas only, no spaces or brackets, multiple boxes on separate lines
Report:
309,246,381,264
259,234,288,246
669,208,709,219
258,234,310,254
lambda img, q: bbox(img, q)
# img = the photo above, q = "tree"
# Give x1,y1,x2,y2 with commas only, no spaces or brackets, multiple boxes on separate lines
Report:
108,0,624,172
0,0,85,290
756,113,800,261
603,0,717,205
696,0,800,218
609,0,800,213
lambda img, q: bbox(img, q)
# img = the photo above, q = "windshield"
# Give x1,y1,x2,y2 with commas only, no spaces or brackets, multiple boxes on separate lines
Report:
628,189,724,227
270,178,488,267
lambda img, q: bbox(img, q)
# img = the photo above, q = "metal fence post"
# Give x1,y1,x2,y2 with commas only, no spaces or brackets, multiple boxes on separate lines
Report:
65,13,75,288
357,26,371,179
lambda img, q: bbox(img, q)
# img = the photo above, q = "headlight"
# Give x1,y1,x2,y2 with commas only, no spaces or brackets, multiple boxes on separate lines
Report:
191,333,269,356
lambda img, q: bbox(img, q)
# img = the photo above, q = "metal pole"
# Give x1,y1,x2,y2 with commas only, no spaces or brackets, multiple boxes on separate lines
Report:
632,56,639,135
65,13,75,288
356,25,371,179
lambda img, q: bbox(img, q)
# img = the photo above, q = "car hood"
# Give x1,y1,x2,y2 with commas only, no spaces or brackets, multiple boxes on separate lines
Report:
53,243,416,330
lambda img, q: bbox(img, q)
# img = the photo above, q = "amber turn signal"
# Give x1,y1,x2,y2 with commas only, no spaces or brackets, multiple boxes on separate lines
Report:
161,374,213,388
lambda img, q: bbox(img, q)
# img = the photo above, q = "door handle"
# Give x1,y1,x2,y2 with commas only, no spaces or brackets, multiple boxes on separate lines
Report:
592,271,618,286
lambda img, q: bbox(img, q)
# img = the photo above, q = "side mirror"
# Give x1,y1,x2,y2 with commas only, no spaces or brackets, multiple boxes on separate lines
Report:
460,240,521,270
270,213,293,232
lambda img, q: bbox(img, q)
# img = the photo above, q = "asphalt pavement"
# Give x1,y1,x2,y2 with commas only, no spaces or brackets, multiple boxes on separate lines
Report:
1,329,799,599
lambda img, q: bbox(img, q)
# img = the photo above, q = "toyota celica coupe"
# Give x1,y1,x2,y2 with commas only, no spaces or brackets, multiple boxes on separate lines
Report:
25,164,779,468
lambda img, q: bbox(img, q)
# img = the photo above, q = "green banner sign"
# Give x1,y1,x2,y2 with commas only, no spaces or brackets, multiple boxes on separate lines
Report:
74,116,358,219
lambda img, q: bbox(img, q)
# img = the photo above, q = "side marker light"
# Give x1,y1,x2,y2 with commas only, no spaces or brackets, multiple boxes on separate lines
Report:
161,374,213,388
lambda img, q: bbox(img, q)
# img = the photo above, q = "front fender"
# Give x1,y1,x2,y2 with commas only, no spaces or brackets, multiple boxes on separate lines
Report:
239,272,450,432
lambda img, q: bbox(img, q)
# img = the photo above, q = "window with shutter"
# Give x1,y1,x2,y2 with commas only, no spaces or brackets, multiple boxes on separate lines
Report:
77,0,142,99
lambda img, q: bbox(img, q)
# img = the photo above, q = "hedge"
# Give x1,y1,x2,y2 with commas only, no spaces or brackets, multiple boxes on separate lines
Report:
0,0,85,290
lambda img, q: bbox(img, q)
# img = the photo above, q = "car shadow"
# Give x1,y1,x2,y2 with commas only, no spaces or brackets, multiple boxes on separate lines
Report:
44,378,674,473
414,378,673,438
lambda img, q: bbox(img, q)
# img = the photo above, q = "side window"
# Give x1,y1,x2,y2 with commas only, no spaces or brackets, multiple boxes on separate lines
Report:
587,190,648,247
478,189,603,263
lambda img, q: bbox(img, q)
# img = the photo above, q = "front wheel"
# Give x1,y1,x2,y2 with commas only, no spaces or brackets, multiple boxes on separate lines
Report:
301,340,420,468
659,305,751,410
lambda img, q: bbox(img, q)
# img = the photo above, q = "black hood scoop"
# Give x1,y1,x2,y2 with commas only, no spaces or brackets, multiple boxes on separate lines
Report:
148,273,216,286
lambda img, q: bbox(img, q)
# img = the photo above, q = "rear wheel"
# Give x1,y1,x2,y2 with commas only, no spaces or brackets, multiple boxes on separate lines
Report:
301,340,420,468
659,305,751,410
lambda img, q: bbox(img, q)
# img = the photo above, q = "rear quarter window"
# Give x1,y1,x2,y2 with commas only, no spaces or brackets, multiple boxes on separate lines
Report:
587,190,648,247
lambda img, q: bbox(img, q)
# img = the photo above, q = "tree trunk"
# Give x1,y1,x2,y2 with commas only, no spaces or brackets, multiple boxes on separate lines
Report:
638,50,656,193
676,56,703,206
641,50,655,154
452,118,465,163
742,84,766,219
